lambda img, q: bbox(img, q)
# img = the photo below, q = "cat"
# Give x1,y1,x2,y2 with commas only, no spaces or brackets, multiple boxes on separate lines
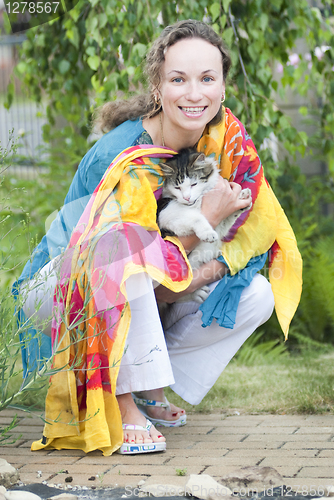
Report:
157,148,252,303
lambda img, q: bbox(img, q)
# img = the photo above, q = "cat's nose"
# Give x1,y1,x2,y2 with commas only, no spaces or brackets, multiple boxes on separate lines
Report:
183,195,191,201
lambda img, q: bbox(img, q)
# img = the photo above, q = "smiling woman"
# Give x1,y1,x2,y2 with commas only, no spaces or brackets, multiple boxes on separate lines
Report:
16,19,302,457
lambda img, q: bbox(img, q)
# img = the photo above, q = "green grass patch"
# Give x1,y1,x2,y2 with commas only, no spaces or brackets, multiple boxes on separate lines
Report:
166,340,334,415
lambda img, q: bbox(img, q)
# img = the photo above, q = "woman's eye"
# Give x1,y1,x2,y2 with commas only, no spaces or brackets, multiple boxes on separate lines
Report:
203,76,213,82
172,77,183,83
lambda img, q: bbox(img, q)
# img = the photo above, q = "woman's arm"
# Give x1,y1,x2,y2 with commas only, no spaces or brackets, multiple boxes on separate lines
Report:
155,258,228,303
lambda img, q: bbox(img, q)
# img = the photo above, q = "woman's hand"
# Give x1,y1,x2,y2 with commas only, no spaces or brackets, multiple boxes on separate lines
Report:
202,177,251,229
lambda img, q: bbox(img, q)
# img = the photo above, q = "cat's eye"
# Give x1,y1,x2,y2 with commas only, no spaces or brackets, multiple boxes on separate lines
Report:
175,186,181,190
191,183,197,187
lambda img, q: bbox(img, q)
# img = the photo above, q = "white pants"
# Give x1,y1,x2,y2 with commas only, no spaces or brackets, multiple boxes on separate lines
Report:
21,259,274,405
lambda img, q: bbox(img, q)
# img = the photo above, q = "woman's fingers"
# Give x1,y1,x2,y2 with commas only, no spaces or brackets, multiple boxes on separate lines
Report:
202,178,251,227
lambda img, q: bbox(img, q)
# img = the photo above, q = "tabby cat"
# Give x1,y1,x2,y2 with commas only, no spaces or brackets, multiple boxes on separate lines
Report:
157,148,252,303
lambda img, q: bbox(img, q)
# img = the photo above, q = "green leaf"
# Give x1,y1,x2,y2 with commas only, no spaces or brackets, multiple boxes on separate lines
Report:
58,60,71,75
87,55,100,71
237,27,249,40
209,3,220,22
219,14,227,29
98,13,108,28
279,115,291,129
16,62,27,74
259,13,269,31
4,82,14,110
86,46,96,57
133,43,147,59
222,27,234,47
271,80,278,92
310,7,322,23
298,131,308,146
299,106,308,116
222,0,231,13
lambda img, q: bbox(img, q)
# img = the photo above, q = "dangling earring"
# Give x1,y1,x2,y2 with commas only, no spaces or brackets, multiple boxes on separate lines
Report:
221,94,226,104
154,94,161,109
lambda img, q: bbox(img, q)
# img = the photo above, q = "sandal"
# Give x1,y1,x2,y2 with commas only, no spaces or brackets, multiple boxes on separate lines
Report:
118,419,166,454
132,394,187,427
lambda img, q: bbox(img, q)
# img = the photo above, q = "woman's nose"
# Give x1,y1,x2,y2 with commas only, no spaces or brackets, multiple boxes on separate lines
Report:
185,83,202,101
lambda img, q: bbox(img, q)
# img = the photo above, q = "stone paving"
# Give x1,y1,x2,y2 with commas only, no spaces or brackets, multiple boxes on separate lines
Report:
0,409,334,494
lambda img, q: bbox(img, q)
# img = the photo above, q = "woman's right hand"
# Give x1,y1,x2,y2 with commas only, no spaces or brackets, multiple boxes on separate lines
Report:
201,177,251,228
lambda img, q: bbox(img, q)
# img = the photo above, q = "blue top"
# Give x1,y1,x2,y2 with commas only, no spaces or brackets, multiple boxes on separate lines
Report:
17,118,146,286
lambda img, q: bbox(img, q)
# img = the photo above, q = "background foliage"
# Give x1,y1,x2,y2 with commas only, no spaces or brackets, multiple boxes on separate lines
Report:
1,0,334,344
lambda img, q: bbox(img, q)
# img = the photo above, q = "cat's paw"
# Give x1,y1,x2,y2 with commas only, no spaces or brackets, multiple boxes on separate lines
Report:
196,228,219,242
192,285,210,303
239,188,252,200
238,188,252,211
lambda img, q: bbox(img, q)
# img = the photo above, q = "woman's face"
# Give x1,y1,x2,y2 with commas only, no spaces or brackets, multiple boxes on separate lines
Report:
158,38,224,142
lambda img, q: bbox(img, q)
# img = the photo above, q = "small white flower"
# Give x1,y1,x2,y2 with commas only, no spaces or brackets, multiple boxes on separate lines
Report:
288,53,300,66
314,45,330,61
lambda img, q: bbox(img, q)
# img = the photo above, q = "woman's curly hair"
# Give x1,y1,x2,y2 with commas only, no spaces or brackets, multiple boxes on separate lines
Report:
94,19,231,133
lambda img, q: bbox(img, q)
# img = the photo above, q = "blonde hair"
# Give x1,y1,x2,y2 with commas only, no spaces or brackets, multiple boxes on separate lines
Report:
94,19,231,133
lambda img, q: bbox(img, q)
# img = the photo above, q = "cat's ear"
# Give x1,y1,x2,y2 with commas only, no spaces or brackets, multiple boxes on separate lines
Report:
188,151,205,168
197,153,206,163
159,162,175,177
191,152,208,170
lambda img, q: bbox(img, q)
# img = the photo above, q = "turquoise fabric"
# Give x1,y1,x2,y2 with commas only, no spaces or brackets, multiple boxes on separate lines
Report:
199,253,268,329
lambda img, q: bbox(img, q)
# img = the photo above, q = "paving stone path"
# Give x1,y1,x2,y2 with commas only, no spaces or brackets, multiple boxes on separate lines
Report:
0,409,333,495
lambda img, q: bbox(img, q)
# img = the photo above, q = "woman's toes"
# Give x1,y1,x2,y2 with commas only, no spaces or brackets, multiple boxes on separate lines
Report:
149,425,166,443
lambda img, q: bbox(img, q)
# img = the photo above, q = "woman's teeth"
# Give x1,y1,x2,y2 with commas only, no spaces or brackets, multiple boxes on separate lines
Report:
181,107,205,113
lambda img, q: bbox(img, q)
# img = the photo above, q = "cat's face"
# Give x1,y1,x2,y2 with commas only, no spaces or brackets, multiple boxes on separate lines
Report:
160,149,218,205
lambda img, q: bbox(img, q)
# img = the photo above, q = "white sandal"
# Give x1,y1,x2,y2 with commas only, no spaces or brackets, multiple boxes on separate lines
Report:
132,394,187,427
118,419,166,454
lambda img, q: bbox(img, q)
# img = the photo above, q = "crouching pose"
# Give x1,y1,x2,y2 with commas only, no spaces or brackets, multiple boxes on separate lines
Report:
16,19,302,456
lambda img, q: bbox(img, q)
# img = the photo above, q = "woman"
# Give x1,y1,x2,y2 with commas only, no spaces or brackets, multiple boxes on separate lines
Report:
17,19,302,455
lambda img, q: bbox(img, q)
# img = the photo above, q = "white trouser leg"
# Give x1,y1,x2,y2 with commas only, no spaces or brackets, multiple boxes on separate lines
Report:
115,273,175,395
164,274,275,405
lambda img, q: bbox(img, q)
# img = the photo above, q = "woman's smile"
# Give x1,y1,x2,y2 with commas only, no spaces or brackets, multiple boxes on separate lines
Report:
179,106,208,117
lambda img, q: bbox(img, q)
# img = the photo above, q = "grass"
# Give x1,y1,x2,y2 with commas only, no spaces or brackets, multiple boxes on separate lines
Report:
5,338,334,416
166,340,334,415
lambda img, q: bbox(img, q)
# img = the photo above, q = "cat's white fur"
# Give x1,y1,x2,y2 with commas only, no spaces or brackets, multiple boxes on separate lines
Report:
158,154,252,303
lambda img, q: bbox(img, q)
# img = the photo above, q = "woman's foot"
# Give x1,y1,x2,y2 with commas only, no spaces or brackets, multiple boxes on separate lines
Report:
117,393,166,445
134,388,186,423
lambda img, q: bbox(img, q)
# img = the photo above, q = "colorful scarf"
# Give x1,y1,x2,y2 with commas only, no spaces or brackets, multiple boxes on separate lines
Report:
32,109,302,455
